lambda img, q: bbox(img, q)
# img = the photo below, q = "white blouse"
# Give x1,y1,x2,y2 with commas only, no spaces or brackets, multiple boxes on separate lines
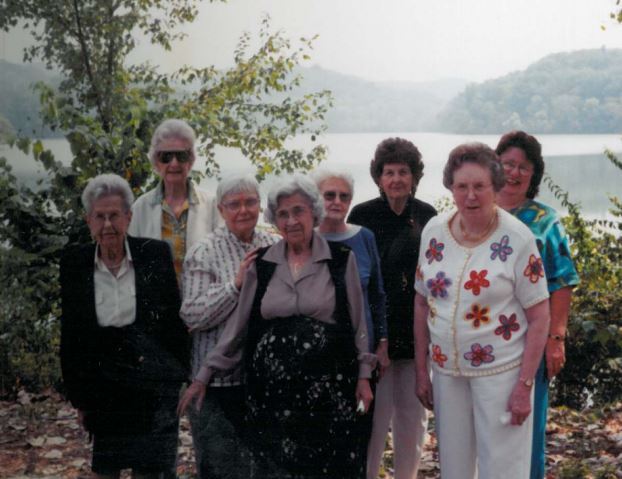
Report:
93,241,136,328
414,208,549,377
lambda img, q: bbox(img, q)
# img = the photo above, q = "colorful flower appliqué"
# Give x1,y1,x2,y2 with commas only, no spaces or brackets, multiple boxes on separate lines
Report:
464,270,490,296
524,254,545,283
490,235,513,262
432,344,448,368
464,343,495,367
425,238,445,264
426,271,452,298
465,303,490,328
495,313,520,340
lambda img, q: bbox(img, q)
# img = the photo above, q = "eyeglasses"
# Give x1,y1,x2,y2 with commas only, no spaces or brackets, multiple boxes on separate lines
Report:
452,182,493,195
89,211,128,224
275,205,310,221
500,160,533,176
157,150,192,164
323,191,352,202
221,198,259,212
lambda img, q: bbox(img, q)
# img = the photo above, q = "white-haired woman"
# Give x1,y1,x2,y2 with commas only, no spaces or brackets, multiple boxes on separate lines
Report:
179,174,374,478
60,173,189,478
314,169,388,475
178,174,279,479
129,118,220,281
313,169,388,367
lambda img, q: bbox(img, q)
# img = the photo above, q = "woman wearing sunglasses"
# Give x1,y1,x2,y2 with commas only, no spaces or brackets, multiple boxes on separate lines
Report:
313,169,388,374
129,118,220,283
313,169,388,472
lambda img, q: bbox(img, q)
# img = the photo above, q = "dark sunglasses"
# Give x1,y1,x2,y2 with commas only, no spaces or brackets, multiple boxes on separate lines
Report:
157,150,192,164
323,191,352,202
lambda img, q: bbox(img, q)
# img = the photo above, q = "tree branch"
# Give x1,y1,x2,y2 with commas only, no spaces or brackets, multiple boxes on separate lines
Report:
71,0,109,132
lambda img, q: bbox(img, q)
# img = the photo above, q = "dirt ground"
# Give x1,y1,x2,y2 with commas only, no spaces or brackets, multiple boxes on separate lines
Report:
1,390,621,478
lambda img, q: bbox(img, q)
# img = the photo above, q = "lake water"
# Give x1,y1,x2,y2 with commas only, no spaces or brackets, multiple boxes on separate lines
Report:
2,132,621,220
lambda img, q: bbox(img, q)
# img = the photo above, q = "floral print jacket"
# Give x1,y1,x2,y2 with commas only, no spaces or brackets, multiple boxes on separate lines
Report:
414,208,549,377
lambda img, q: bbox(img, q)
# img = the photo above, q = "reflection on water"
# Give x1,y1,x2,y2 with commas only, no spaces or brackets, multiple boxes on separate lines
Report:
2,133,621,220
539,153,621,219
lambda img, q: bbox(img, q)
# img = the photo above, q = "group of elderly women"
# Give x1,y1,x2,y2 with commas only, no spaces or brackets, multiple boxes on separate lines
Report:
60,117,577,479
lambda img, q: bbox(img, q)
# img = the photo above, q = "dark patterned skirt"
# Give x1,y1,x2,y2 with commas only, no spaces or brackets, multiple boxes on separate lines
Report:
246,316,366,479
90,389,180,475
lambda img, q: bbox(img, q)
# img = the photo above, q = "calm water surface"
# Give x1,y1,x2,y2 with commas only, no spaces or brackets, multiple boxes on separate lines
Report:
3,132,621,220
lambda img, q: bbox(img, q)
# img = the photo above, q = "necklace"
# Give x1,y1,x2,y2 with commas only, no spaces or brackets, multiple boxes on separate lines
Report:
459,208,497,242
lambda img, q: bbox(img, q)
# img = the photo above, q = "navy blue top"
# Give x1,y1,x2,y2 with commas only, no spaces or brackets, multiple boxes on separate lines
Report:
320,225,387,350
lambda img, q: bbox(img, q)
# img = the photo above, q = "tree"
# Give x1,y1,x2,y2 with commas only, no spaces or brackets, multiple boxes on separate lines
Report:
0,0,331,393
547,3,622,409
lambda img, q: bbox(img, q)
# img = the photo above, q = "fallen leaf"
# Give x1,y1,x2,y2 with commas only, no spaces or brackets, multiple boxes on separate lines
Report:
8,421,26,431
45,436,67,446
17,389,32,405
26,436,45,447
71,458,87,468
56,407,75,419
42,449,63,459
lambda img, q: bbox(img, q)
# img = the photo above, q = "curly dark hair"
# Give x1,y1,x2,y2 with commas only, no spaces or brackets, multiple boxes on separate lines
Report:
495,130,544,199
443,142,505,192
370,137,424,196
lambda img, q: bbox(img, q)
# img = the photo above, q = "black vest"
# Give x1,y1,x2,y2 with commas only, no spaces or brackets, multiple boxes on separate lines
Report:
245,241,356,368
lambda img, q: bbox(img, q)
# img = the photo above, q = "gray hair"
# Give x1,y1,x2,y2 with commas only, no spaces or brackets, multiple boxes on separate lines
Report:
148,118,197,167
443,142,506,192
264,174,325,227
311,168,355,196
82,173,134,215
216,173,261,204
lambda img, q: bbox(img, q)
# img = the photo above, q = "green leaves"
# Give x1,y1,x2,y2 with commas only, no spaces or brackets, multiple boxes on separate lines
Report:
546,161,622,409
0,1,332,394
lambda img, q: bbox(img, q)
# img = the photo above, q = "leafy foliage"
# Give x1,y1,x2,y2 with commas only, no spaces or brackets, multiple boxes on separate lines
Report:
436,49,622,134
0,0,331,395
545,164,622,409
546,4,622,410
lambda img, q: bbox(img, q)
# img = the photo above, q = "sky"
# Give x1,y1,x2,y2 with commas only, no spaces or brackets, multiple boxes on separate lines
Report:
1,0,622,84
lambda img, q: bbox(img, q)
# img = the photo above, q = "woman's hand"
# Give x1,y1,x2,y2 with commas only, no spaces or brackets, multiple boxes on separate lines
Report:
355,378,373,414
234,248,260,290
546,338,566,379
414,293,433,410
415,368,434,411
375,340,391,379
177,380,207,416
507,380,532,426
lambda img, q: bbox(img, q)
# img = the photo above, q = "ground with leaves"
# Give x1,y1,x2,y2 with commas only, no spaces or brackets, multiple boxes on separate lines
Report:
1,390,621,478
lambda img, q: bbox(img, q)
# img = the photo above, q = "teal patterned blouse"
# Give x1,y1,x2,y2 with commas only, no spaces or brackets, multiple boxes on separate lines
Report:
510,199,580,293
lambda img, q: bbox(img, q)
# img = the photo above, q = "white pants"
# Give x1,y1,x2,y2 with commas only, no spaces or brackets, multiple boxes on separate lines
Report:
367,359,428,479
433,368,533,479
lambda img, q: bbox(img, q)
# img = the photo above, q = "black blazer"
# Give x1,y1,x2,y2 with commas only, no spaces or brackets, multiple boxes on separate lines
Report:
59,236,189,433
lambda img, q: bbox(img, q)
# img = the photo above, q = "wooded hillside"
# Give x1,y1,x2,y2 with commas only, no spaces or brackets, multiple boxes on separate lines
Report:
436,49,622,134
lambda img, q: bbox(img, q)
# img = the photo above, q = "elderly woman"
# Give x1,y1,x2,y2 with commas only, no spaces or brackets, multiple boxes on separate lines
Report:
128,118,220,281
178,174,278,479
314,169,388,472
179,174,374,478
414,143,551,479
348,138,436,479
495,131,579,479
60,173,189,478
313,169,388,366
